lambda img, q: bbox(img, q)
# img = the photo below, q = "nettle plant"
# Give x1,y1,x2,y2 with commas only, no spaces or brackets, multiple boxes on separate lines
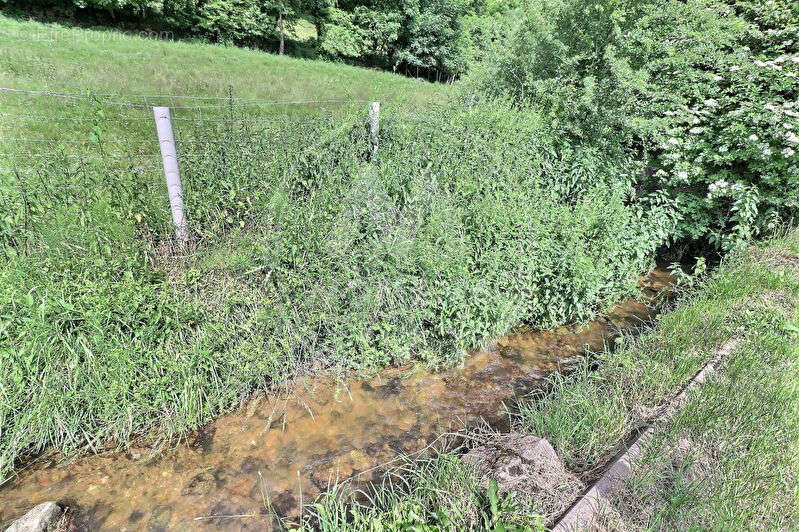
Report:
637,0,799,251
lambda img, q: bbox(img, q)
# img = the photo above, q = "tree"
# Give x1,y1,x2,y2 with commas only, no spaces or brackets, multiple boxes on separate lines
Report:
261,0,308,55
319,0,474,79
302,0,334,39
396,0,467,80
319,2,407,65
196,0,270,45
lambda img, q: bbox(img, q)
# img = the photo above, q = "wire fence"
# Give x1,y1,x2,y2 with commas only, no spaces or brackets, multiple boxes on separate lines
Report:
0,86,380,250
0,87,373,108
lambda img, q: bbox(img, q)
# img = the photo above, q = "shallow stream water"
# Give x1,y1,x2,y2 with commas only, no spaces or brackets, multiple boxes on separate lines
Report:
0,269,673,531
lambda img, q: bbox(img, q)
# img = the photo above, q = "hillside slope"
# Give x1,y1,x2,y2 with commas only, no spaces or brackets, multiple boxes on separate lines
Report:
0,14,447,106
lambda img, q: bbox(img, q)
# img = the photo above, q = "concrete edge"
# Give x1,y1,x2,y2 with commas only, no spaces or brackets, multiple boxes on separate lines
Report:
551,337,743,532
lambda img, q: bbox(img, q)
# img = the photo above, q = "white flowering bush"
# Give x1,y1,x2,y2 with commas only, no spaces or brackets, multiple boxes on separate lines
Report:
634,0,799,250
469,0,799,252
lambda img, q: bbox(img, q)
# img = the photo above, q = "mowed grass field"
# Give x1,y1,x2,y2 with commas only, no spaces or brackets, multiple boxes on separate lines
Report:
0,15,446,106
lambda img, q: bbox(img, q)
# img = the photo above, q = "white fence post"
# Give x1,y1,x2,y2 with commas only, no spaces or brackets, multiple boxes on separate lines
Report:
369,101,380,157
153,106,188,244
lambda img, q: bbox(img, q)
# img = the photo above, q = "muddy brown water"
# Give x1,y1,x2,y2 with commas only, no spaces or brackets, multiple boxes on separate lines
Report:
0,269,673,531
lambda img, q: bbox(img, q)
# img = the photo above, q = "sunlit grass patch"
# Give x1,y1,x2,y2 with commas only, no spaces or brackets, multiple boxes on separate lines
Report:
610,311,799,529
301,449,545,532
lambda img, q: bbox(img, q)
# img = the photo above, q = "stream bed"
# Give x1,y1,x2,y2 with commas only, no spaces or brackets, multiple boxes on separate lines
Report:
0,269,673,531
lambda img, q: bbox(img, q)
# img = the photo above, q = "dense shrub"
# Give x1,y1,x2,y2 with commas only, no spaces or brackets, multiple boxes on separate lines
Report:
631,0,798,250
467,0,799,251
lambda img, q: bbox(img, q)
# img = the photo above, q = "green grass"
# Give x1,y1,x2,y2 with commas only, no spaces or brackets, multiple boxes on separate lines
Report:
292,231,799,530
0,14,444,106
1,11,795,528
300,448,544,532
509,228,799,526
0,13,446,479
608,311,799,530
0,12,448,150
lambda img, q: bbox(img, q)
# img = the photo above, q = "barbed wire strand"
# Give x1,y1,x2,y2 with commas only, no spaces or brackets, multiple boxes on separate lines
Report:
0,87,373,109
0,112,342,126
0,113,153,122
0,153,163,159
0,166,163,174
67,90,373,104
0,138,165,147
0,136,293,147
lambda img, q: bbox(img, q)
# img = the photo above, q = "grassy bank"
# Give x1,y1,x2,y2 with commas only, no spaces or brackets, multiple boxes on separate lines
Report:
515,229,799,527
302,230,799,530
0,15,662,480
605,303,798,529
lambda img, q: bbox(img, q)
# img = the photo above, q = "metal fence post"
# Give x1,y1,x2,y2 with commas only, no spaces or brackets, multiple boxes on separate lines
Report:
153,106,188,244
369,101,380,157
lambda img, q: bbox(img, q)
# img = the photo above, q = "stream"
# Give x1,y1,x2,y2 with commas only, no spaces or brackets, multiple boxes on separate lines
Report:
0,269,674,531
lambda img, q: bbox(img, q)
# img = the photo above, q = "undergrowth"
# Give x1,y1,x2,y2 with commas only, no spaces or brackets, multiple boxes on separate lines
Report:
0,98,662,479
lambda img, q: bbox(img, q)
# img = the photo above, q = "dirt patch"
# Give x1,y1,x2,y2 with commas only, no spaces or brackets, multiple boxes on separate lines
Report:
462,433,583,518
744,246,799,276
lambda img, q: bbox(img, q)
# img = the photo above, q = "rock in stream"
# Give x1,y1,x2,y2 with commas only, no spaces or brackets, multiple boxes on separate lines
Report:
462,433,583,517
4,502,63,532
